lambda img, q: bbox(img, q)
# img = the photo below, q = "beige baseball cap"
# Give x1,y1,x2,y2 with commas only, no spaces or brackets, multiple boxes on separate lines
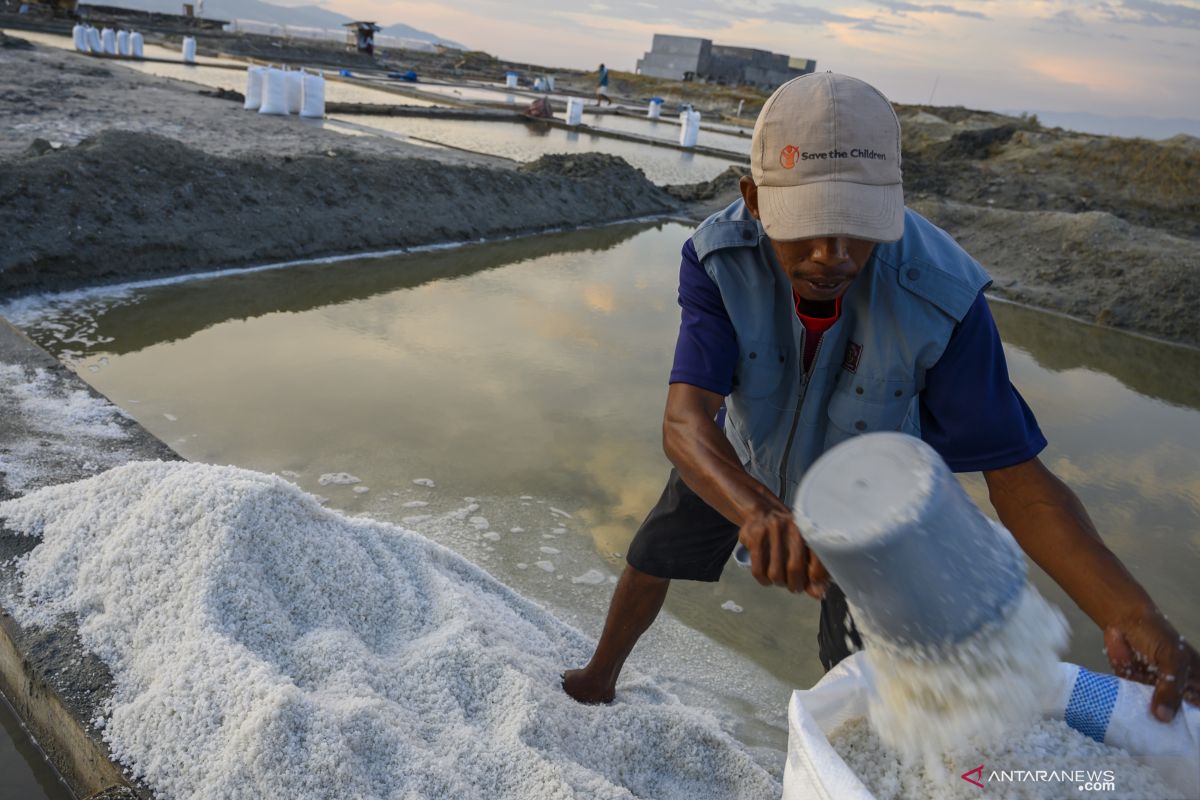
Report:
752,72,904,242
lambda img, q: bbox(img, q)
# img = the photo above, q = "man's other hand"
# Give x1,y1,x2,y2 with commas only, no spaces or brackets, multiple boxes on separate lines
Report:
739,509,827,598
1104,609,1200,722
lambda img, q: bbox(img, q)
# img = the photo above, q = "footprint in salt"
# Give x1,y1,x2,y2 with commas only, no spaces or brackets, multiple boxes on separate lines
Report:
534,561,555,573
721,600,744,613
413,478,435,487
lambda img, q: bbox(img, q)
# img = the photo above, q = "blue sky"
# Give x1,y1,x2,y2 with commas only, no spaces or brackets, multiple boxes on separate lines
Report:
274,0,1198,119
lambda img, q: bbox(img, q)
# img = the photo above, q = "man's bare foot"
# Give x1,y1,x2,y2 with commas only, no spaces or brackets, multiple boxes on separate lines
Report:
561,668,616,704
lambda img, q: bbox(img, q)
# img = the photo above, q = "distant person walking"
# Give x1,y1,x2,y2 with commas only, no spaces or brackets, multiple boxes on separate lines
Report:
595,63,611,106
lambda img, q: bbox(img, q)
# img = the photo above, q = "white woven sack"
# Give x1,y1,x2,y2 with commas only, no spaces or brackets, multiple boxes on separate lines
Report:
783,652,1200,800
87,28,102,54
300,72,325,118
258,69,290,116
72,24,87,52
101,28,116,55
243,67,266,111
130,32,144,59
182,36,197,64
117,30,130,57
286,71,303,114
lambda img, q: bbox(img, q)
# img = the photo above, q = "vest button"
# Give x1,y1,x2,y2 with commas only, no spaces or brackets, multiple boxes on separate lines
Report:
907,268,920,281
749,351,757,359
855,386,864,395
855,420,867,431
779,355,785,363
894,389,903,397
742,229,753,241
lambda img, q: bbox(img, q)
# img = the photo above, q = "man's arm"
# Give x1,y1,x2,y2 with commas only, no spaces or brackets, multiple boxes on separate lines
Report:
663,383,826,596
986,457,1200,720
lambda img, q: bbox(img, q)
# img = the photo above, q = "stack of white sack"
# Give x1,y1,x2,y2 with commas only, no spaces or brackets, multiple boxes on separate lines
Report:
243,66,267,111
300,71,325,118
258,68,290,116
783,652,1200,800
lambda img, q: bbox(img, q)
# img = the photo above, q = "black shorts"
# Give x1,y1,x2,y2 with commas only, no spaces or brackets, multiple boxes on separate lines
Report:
626,469,862,671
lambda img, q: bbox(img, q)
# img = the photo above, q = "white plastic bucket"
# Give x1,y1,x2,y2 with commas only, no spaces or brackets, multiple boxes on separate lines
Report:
647,98,663,119
258,68,290,115
505,71,518,88
72,24,87,52
565,97,584,126
182,36,197,63
679,110,701,147
116,30,130,57
130,32,144,59
243,66,266,111
783,653,1200,800
101,28,116,55
300,72,325,118
286,70,303,114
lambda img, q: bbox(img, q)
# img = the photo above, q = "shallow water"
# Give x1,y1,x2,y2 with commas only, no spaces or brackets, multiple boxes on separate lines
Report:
4,224,1200,785
330,115,739,183
0,693,72,800
590,113,752,155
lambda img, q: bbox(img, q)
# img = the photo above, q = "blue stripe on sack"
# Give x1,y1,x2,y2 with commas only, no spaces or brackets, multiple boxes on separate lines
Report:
1064,668,1119,742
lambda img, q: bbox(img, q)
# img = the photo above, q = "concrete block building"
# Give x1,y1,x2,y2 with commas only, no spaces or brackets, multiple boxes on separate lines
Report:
635,34,815,89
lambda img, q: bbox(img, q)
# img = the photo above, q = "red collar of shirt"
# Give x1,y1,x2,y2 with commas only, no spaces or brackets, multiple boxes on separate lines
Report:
794,292,842,334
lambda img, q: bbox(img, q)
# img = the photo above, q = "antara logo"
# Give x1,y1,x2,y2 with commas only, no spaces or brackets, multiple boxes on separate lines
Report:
779,145,800,169
962,765,985,789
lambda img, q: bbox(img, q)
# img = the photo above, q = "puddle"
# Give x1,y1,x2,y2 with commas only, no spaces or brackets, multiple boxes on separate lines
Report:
329,114,740,183
6,222,1199,776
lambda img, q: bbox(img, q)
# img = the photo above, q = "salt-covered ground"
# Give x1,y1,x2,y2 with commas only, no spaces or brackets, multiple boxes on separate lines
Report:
0,462,780,799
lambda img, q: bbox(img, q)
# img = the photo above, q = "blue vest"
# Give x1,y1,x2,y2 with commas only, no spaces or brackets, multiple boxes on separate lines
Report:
691,199,991,504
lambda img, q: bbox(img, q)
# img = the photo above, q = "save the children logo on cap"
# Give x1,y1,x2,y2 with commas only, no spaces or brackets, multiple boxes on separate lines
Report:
780,145,800,169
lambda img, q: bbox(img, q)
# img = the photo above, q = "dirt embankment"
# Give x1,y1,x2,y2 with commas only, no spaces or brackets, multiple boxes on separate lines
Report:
0,131,677,294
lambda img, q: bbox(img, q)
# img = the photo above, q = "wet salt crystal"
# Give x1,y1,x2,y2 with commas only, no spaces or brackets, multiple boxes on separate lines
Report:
830,716,1172,800
721,601,743,613
516,562,528,569
520,496,533,500
280,470,300,478
352,486,370,494
468,516,489,530
509,527,524,533
0,463,778,799
412,478,435,487
318,473,360,486
163,413,178,422
482,532,501,542
401,501,428,508
570,570,607,585
534,560,556,572
401,514,431,524
539,547,559,555
552,527,567,534
861,584,1069,763
549,507,572,519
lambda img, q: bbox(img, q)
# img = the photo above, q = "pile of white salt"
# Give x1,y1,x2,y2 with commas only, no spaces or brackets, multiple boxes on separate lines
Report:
0,462,779,800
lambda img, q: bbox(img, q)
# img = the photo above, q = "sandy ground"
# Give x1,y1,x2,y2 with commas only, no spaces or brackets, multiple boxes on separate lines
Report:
1,29,1198,346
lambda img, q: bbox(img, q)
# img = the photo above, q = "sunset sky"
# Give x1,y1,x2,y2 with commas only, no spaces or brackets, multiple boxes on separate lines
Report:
282,0,1198,119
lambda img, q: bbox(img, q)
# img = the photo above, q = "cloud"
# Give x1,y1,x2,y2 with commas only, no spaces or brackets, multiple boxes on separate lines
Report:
764,4,863,24
871,0,988,19
1099,0,1200,29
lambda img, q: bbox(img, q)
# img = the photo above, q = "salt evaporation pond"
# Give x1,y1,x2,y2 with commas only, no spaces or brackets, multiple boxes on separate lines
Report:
330,115,739,183
590,113,752,156
3,223,1199,794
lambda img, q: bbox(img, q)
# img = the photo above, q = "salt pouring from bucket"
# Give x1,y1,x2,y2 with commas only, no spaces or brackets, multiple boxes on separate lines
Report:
794,432,1026,650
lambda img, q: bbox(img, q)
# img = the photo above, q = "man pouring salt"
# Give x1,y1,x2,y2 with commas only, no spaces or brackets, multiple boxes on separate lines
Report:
562,72,1199,722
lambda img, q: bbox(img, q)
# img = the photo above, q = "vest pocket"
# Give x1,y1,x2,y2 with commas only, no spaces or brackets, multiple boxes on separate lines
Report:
826,385,914,438
731,341,785,399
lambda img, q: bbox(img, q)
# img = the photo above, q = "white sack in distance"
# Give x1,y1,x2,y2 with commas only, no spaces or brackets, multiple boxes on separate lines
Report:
101,28,116,55
565,97,584,126
286,70,303,115
87,27,102,53
130,32,144,59
243,66,266,111
72,24,87,52
258,68,290,116
181,36,197,64
300,72,326,118
117,30,130,57
679,110,701,148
